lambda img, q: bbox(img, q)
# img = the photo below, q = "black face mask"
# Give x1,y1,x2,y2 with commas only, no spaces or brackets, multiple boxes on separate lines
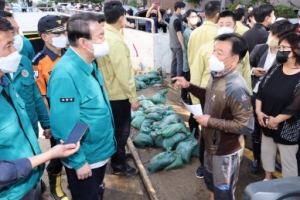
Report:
95,10,100,12
196,22,202,27
150,13,157,18
276,50,291,64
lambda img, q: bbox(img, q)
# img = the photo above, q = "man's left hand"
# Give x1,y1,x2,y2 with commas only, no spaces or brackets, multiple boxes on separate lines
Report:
193,115,211,127
43,128,52,139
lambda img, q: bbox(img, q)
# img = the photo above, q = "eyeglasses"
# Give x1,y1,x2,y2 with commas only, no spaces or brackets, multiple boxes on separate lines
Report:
275,45,291,51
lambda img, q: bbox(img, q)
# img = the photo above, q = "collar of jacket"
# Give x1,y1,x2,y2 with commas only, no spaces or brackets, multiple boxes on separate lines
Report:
253,23,268,30
105,23,124,40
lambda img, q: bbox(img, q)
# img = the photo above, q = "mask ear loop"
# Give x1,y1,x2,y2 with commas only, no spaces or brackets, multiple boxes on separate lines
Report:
221,56,236,74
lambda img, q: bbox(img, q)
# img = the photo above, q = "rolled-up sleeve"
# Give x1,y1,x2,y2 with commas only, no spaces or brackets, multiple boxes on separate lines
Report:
0,158,32,189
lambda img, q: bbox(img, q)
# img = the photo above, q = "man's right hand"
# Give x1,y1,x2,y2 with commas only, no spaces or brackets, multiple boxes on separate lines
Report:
172,77,190,89
132,101,140,111
76,162,92,180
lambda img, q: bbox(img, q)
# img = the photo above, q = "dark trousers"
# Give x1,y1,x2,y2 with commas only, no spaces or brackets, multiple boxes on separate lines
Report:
65,164,106,200
110,100,131,172
170,47,183,78
251,93,262,161
199,131,205,167
46,137,63,174
21,181,42,200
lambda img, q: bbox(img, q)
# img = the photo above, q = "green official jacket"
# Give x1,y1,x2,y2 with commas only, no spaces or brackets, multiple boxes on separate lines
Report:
0,76,44,199
5,55,49,137
47,47,116,170
20,35,35,61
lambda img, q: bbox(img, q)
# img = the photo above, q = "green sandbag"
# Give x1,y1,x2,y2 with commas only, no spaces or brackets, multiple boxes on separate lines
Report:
133,133,154,148
157,123,187,138
148,148,176,173
149,76,163,85
131,110,144,121
151,121,161,131
144,106,167,114
131,115,145,129
136,86,140,91
147,89,169,104
135,74,150,84
145,113,162,121
150,131,163,148
147,70,160,77
139,99,155,109
138,95,146,101
164,152,184,170
135,79,147,89
140,119,155,134
159,114,181,129
163,110,176,116
176,135,198,164
191,144,200,157
162,132,187,150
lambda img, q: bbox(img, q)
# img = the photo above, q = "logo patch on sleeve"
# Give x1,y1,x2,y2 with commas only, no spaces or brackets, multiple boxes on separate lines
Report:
60,98,74,102
241,94,247,102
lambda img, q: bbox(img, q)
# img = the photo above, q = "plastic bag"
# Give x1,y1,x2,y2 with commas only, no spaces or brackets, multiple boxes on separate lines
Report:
139,99,155,109
164,152,184,170
131,115,145,129
133,133,154,148
191,144,200,158
135,79,147,89
147,89,168,104
145,113,162,121
151,121,161,131
163,110,176,116
135,74,150,84
147,70,160,77
157,123,187,138
131,110,144,121
149,77,163,85
148,148,176,173
159,114,181,129
175,134,198,163
162,132,187,150
140,119,155,134
150,131,163,148
144,106,169,114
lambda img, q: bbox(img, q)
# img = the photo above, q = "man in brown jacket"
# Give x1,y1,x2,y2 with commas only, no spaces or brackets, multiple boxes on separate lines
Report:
173,33,254,200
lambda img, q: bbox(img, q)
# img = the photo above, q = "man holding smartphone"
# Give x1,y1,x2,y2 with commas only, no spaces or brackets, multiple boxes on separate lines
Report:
145,2,162,33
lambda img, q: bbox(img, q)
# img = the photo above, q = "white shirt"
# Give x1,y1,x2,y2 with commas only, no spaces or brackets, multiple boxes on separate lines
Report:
253,48,277,93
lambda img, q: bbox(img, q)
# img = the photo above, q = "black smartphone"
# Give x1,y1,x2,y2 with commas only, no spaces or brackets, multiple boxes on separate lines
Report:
64,124,89,145
258,70,266,73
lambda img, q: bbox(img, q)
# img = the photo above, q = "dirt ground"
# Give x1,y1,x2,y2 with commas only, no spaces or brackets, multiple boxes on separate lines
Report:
39,82,268,200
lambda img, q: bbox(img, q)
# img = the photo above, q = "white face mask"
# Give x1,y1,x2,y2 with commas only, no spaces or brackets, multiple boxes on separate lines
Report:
252,18,256,24
248,7,253,11
190,18,198,25
208,54,233,72
52,34,67,49
217,27,234,35
272,15,276,24
86,40,110,58
0,51,22,73
13,35,24,52
180,9,185,15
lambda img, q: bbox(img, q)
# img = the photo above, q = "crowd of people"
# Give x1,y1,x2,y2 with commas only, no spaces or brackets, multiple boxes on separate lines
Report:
0,0,300,199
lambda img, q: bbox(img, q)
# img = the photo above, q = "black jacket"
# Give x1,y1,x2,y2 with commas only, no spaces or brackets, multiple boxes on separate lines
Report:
250,43,279,89
242,23,269,53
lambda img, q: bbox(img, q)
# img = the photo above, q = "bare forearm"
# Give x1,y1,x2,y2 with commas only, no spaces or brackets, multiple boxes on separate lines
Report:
28,151,52,169
176,32,184,48
42,96,50,115
255,99,262,114
275,114,292,124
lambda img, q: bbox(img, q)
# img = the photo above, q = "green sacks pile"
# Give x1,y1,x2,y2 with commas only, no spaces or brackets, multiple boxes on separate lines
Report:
131,92,200,173
135,70,163,91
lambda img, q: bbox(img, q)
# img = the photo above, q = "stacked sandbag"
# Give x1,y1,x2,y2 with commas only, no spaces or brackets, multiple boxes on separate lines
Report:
134,70,163,91
131,91,200,173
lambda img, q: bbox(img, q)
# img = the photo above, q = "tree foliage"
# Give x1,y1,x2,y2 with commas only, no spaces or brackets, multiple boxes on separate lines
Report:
185,0,203,7
274,4,296,18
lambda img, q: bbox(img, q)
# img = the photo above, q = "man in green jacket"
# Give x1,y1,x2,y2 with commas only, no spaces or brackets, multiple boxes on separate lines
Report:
47,12,116,200
5,53,50,138
0,11,35,60
0,16,44,200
